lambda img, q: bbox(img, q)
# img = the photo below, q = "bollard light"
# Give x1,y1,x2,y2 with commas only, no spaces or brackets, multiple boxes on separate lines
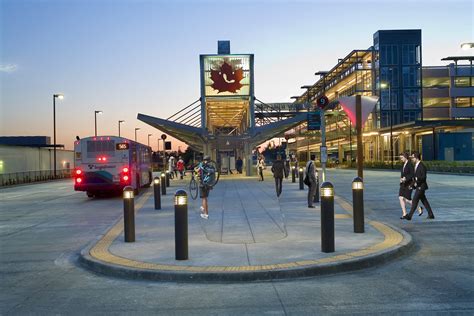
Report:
299,167,304,190
320,181,335,253
153,176,161,210
123,186,135,242
161,172,167,195
175,192,188,206
123,186,134,199
174,189,188,260
321,184,334,197
352,176,364,233
292,166,296,171
352,177,363,190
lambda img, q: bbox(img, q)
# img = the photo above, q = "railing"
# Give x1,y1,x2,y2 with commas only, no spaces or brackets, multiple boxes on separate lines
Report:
0,169,72,187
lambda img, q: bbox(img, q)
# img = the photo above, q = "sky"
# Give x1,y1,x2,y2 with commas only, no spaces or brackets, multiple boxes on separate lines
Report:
1,0,473,151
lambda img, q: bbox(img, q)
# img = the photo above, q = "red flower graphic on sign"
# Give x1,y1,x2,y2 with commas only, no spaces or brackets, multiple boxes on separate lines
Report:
210,61,244,93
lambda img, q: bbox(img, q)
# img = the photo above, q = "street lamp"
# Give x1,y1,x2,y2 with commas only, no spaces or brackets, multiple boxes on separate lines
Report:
134,128,140,142
301,85,312,162
53,93,64,178
118,120,125,137
94,110,103,137
380,82,394,169
461,42,474,50
148,134,152,147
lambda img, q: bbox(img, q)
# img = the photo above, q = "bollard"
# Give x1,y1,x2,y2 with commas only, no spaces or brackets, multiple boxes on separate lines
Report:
174,190,188,260
313,178,320,203
153,177,161,210
320,182,335,253
166,171,170,187
299,167,304,190
123,186,135,242
291,166,296,183
352,177,364,233
161,173,166,195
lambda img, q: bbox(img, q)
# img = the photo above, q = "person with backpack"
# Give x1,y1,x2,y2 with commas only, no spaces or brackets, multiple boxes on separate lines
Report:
305,154,318,208
271,154,285,197
197,155,215,219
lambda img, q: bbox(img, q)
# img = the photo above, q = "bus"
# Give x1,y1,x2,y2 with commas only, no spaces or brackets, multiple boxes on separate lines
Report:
73,136,152,197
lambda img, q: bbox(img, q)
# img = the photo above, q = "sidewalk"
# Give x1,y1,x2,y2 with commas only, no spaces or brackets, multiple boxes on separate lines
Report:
80,171,413,282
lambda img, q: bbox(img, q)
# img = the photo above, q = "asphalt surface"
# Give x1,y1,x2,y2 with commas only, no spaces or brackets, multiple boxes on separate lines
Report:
1,169,473,315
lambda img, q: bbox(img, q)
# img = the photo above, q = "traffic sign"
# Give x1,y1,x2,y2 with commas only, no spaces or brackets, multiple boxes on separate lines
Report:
161,134,167,140
307,111,321,130
317,95,329,109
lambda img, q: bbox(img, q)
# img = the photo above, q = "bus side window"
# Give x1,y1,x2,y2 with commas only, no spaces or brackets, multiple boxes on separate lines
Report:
132,151,137,163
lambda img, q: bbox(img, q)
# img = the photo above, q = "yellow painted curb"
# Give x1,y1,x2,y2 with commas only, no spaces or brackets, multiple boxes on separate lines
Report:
88,193,405,273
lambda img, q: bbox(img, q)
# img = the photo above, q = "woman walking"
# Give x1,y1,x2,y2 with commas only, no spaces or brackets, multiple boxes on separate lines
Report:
399,152,422,219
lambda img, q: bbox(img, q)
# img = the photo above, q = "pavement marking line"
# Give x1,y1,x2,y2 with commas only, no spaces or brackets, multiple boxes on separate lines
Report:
88,190,406,274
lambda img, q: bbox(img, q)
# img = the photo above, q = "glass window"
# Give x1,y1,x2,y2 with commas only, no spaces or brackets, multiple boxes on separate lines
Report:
455,77,470,87
403,89,421,109
380,89,398,109
423,97,450,107
402,44,416,65
455,97,471,107
403,67,420,87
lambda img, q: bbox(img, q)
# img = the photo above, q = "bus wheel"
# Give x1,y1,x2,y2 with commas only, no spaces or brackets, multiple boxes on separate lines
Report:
86,191,94,198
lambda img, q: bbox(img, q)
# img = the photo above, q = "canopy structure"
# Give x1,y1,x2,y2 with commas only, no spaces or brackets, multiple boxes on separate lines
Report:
138,41,308,176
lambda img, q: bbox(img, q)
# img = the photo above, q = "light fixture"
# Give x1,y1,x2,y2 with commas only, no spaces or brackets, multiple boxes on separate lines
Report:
461,42,474,50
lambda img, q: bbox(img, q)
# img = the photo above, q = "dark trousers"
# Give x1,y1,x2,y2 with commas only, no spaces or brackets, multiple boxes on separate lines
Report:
259,168,264,181
274,177,283,197
308,181,317,207
408,189,434,218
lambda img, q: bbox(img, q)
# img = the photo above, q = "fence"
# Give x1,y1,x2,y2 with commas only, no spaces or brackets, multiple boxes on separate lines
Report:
0,169,72,187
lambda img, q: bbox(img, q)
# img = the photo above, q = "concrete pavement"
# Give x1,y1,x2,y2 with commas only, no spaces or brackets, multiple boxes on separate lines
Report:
79,171,413,281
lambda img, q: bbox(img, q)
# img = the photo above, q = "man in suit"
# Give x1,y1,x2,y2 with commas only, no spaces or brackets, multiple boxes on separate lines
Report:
404,152,435,220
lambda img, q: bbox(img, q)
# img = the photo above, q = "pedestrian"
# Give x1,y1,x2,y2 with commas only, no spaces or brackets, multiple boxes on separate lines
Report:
256,155,265,181
236,157,243,174
177,156,185,179
271,154,285,197
404,152,435,220
306,154,318,208
398,152,422,219
284,158,290,179
168,155,175,178
197,155,216,220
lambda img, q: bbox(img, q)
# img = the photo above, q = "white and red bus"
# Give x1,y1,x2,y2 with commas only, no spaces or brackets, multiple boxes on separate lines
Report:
73,136,152,197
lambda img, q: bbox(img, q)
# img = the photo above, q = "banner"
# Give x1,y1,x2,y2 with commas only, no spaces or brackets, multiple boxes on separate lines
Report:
202,55,251,97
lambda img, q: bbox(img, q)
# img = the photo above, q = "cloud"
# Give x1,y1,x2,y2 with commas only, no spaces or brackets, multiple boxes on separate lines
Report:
0,64,18,73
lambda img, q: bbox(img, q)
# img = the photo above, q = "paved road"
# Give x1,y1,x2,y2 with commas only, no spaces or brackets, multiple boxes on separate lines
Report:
1,170,473,315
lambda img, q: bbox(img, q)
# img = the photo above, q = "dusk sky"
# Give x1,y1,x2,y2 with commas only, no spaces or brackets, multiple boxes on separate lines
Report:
1,0,472,151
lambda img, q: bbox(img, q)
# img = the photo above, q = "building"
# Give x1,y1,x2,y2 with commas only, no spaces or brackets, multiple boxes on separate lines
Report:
0,136,73,185
290,30,474,163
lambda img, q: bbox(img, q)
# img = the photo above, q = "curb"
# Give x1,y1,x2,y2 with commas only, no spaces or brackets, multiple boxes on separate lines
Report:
78,222,414,283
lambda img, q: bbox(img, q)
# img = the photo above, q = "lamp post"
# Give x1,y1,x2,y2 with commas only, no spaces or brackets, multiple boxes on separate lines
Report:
290,95,301,161
301,85,313,162
94,110,103,137
53,93,64,178
381,82,394,169
134,128,140,142
118,120,125,137
148,134,152,147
